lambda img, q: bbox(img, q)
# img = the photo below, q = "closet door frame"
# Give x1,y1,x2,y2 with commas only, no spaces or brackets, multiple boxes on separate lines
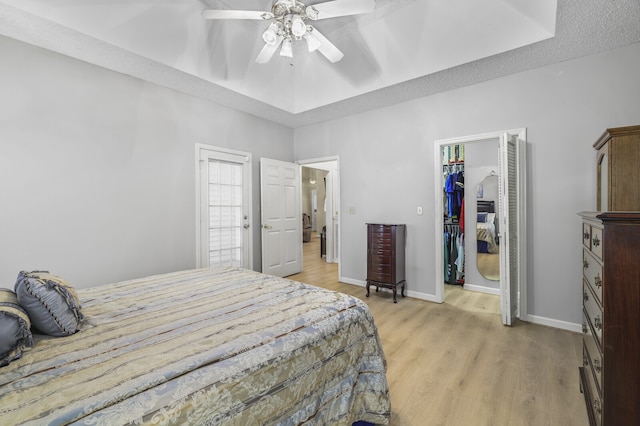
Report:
433,128,527,325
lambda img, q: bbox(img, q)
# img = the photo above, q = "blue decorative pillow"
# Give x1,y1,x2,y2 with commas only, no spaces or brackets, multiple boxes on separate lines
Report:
0,289,34,367
477,212,488,223
14,271,83,337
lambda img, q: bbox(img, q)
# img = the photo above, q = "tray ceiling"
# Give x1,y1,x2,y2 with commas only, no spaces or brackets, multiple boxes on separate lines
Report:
1,0,639,127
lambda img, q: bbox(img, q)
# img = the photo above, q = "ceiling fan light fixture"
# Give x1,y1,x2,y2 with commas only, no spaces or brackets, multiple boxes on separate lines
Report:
304,29,321,52
280,37,293,57
290,15,307,38
263,22,282,46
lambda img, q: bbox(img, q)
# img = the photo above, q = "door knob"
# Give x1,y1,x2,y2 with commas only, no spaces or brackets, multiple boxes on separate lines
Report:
243,224,250,229
263,224,272,230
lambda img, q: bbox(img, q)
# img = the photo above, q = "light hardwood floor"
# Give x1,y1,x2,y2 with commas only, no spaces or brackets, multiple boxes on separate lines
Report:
289,238,588,426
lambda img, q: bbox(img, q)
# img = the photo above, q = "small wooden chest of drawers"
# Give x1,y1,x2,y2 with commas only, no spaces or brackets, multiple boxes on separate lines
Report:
579,212,640,426
366,223,406,303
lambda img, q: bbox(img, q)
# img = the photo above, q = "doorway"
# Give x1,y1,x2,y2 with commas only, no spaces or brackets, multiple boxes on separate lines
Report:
434,129,527,325
196,144,252,269
298,156,341,280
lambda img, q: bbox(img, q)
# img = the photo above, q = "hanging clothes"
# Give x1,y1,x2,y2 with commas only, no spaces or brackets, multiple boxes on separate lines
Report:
443,224,464,285
455,233,464,283
459,197,465,234
442,147,465,285
443,230,451,283
445,169,464,220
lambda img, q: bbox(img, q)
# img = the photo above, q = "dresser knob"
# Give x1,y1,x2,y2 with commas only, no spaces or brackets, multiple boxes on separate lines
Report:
583,260,589,269
593,235,600,247
582,323,588,334
594,399,602,414
583,291,589,302
594,358,601,373
584,231,590,240
594,275,602,288
583,354,589,367
594,316,602,331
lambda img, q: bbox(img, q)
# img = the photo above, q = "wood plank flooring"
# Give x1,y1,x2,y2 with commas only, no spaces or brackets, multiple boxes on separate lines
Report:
289,238,588,426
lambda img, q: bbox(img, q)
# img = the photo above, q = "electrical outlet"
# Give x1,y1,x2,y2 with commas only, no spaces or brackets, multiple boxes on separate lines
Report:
417,206,423,215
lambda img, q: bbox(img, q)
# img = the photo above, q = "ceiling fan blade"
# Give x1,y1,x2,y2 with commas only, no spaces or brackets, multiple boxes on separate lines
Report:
308,27,344,63
307,0,375,20
202,10,274,20
256,37,284,64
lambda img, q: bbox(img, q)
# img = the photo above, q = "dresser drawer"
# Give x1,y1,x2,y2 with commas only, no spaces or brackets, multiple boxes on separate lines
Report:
370,262,391,274
582,221,604,260
369,272,392,283
369,225,391,237
583,309,602,395
590,226,603,260
370,252,390,264
583,249,603,304
368,261,392,283
369,245,391,256
584,281,603,349
582,223,592,249
370,242,391,251
582,353,603,426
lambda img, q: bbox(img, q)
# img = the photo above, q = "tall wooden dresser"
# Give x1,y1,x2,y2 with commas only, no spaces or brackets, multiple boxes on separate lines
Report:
594,125,640,211
366,223,406,303
579,212,640,426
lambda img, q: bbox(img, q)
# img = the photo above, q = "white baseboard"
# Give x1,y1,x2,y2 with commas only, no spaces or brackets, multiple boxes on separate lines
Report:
523,314,582,333
339,276,582,333
339,276,365,287
339,276,441,303
405,289,441,303
462,283,500,295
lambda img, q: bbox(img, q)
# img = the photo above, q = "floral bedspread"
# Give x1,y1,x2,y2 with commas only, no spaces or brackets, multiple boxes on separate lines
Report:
0,267,390,425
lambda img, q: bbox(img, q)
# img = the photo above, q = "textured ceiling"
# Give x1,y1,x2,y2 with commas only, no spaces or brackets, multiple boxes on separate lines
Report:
1,0,639,128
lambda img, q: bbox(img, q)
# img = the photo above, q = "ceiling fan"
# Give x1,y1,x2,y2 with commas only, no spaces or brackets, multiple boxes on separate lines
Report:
202,0,375,64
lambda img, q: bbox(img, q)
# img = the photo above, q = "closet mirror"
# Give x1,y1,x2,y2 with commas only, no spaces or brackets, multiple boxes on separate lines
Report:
476,174,500,281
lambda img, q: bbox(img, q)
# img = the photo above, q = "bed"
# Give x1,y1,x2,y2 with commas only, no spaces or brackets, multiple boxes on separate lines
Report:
0,267,391,425
476,200,498,254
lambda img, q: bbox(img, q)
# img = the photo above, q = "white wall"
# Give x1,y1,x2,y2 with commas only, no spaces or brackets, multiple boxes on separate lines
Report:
0,36,293,289
293,42,640,328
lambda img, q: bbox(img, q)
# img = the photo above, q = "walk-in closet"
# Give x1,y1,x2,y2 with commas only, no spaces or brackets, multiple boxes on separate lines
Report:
435,129,526,326
441,141,502,293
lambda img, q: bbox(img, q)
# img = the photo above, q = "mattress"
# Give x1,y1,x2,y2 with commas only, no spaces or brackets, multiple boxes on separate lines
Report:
0,267,391,425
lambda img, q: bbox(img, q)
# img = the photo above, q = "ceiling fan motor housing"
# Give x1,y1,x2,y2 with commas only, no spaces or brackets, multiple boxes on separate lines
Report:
272,0,307,18
271,0,318,39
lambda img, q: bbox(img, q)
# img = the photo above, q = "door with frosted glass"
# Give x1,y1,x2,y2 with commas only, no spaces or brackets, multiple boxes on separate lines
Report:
198,146,252,269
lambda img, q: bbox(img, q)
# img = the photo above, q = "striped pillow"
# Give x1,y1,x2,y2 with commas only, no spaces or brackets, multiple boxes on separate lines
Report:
0,289,34,367
15,271,83,337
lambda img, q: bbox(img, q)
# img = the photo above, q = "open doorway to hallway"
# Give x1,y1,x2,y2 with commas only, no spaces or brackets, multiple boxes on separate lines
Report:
298,157,340,282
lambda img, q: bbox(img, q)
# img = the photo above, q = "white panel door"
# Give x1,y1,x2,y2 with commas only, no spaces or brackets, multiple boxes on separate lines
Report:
260,158,301,277
197,145,252,269
498,133,520,325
